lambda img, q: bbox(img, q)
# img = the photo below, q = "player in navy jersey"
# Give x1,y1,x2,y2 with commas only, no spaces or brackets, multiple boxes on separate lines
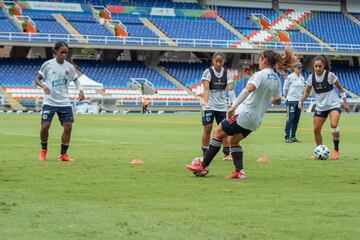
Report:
298,55,350,160
34,41,85,162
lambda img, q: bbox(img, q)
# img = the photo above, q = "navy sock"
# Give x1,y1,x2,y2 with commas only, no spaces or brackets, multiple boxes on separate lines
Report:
201,146,209,156
222,147,230,155
231,146,243,172
41,141,48,150
61,144,69,155
202,139,222,167
333,137,339,151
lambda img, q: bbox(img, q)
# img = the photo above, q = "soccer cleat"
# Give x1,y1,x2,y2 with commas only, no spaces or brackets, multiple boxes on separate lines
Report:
58,154,76,162
331,150,339,160
38,149,47,161
185,162,208,176
225,170,246,179
311,155,318,160
291,138,302,143
223,154,233,161
285,138,293,143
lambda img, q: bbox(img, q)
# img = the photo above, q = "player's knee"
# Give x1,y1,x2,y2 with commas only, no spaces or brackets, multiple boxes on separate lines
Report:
203,125,212,135
63,123,72,131
213,126,224,139
313,127,321,135
41,123,50,131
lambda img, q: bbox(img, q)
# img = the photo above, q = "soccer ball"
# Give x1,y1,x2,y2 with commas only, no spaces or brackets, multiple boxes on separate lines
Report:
191,157,208,177
314,145,330,160
191,156,203,165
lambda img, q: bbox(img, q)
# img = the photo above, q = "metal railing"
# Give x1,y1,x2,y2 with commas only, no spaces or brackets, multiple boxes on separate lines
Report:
1,31,360,52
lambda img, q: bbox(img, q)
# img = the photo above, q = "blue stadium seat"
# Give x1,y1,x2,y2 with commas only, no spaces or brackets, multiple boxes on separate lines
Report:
332,66,360,96
74,60,179,88
302,12,360,46
150,17,238,45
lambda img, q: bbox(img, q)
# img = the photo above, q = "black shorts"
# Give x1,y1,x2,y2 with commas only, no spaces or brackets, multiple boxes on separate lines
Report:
41,104,74,125
220,114,252,138
202,110,226,126
314,107,341,118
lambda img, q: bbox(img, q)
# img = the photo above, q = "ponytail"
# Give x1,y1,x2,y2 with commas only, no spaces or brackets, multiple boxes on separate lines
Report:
262,49,298,76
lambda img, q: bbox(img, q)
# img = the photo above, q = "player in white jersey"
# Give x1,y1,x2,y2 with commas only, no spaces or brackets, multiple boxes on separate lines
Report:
298,55,350,160
34,41,85,162
187,49,297,178
201,52,236,160
283,63,305,143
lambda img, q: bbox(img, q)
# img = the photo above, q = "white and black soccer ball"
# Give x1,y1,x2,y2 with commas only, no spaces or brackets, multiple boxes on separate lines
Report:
314,144,330,160
191,157,208,177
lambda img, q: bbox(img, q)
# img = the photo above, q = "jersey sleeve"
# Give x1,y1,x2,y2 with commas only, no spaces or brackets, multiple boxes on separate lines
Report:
226,70,234,84
38,61,49,79
283,76,292,93
328,72,338,84
273,79,282,99
247,72,262,89
70,65,79,81
201,69,211,82
305,74,312,87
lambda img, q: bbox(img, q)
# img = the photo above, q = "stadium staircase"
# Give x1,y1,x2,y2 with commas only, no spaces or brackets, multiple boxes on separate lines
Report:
157,66,194,95
52,14,88,43
346,13,360,26
0,86,23,111
141,18,177,46
280,9,335,51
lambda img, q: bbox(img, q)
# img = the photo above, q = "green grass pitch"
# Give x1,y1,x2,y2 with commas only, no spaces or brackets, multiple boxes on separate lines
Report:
1,113,360,239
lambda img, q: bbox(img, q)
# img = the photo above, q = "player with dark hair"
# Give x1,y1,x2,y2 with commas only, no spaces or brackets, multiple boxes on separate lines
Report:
187,49,298,178
201,52,236,161
283,62,305,143
298,55,350,160
35,41,85,162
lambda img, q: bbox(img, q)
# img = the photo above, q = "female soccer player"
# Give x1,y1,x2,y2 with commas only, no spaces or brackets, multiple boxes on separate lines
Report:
34,41,85,162
201,52,236,160
283,63,305,143
187,49,297,178
298,55,350,160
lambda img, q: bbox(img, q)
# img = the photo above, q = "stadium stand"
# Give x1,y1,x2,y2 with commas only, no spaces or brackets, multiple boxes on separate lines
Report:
74,60,178,89
111,15,159,38
333,66,360,96
300,11,360,46
150,17,236,41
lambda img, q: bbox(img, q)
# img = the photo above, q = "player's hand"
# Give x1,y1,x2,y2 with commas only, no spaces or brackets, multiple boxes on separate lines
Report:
344,103,350,113
298,101,303,110
226,107,235,120
202,102,209,110
78,90,85,101
42,85,51,95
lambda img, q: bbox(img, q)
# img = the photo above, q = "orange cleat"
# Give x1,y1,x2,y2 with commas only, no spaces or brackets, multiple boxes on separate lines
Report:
185,162,208,175
331,150,339,160
225,170,246,179
38,149,47,161
58,154,76,162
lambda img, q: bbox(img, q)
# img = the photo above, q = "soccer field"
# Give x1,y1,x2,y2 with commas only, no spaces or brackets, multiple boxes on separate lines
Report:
1,113,360,239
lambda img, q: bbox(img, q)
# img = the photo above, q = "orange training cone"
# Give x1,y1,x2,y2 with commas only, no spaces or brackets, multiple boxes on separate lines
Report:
130,159,144,165
257,156,270,163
